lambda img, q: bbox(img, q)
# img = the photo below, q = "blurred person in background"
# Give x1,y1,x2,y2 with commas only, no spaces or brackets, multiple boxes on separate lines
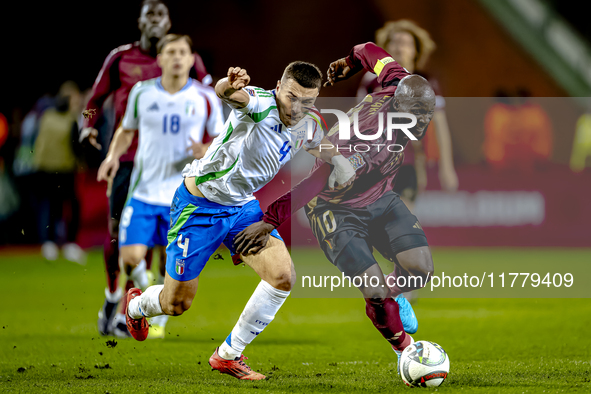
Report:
570,103,591,172
0,112,19,225
483,89,552,172
33,81,85,264
96,34,223,339
79,0,212,338
358,20,458,212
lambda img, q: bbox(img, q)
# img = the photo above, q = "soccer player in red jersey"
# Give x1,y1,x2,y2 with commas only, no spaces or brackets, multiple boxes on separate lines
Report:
234,42,436,364
81,0,211,337
357,20,458,212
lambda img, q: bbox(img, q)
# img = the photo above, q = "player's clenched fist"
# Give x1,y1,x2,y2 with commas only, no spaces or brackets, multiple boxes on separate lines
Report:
227,67,250,90
324,58,354,87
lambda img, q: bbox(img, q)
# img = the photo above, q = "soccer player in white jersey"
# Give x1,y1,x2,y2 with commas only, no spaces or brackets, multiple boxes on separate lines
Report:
97,34,223,339
125,61,356,379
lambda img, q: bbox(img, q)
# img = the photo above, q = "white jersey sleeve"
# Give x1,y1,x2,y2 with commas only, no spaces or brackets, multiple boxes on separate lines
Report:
236,86,271,116
121,82,144,130
303,109,324,149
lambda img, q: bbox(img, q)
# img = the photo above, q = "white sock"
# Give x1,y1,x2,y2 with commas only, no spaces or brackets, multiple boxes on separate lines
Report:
104,287,122,303
130,259,149,290
128,285,164,319
218,280,290,360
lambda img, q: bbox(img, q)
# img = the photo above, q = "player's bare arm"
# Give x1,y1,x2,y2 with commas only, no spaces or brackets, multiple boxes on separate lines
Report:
234,221,275,256
215,67,251,109
97,127,135,183
433,110,459,192
324,58,359,87
188,137,213,160
80,108,101,150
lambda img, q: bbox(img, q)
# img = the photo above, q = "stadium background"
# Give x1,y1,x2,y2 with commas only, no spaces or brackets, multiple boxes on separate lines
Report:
1,0,590,392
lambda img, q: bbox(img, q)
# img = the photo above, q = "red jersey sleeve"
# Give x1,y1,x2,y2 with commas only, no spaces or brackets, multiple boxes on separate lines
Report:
262,163,332,227
346,42,410,88
192,52,212,85
83,45,130,129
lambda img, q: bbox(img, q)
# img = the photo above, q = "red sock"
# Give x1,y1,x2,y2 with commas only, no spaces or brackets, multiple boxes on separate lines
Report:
145,248,153,270
384,271,403,297
365,297,408,350
104,236,120,294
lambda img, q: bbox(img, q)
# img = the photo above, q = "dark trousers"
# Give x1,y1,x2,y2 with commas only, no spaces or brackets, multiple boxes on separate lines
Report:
36,172,79,244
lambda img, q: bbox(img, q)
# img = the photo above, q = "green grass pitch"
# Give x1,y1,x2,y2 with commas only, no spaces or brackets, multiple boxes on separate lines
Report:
0,248,590,393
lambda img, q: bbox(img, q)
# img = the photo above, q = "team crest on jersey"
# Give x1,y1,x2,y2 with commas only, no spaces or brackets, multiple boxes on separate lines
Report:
185,100,196,116
294,129,306,149
349,153,366,170
175,259,185,275
244,88,256,97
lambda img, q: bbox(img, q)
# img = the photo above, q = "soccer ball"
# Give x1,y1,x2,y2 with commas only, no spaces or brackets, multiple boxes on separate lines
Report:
399,341,450,387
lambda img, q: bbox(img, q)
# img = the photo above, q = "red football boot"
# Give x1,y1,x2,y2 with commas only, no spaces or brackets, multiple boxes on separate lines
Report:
125,288,149,341
208,347,266,380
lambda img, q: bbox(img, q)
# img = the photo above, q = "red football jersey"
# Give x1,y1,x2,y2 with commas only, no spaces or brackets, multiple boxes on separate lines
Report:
263,42,413,226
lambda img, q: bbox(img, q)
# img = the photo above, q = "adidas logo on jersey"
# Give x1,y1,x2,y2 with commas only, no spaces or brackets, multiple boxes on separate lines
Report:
148,102,159,111
413,221,422,230
270,124,282,134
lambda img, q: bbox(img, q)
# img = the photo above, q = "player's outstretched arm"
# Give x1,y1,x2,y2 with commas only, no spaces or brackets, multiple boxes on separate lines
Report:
215,67,251,109
97,126,135,184
324,58,358,87
81,48,124,150
325,42,409,88
305,141,355,190
234,163,333,255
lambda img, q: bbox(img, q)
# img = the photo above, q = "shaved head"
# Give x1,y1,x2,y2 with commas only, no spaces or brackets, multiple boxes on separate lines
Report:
395,75,435,103
393,75,436,140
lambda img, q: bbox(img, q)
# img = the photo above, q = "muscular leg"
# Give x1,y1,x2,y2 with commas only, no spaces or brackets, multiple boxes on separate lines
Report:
120,244,150,290
160,272,199,315
218,237,293,360
128,271,199,319
241,236,295,291
332,235,410,350
385,246,434,296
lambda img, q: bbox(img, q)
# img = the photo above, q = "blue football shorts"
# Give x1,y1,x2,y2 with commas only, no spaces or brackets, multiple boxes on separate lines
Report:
166,182,283,281
119,197,170,248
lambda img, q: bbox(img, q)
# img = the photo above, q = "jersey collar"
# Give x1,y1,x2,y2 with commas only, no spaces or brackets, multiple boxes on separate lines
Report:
156,77,193,94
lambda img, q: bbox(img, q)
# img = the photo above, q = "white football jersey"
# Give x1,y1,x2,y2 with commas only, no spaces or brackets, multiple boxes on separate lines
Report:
182,86,323,206
121,77,223,206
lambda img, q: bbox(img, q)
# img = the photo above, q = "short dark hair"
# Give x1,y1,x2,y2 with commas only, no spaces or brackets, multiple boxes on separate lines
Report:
141,0,167,9
283,61,323,90
157,34,193,54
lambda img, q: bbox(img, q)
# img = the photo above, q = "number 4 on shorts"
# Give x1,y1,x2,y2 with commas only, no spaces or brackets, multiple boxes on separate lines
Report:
177,234,190,258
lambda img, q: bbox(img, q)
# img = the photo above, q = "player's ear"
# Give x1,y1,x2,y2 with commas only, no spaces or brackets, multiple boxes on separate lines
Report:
276,80,281,92
157,54,162,68
188,53,195,68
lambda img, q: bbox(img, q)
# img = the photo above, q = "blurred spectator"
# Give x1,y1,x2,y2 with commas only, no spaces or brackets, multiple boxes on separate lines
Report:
0,112,19,221
33,81,85,264
484,91,553,172
569,109,591,172
358,19,458,213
